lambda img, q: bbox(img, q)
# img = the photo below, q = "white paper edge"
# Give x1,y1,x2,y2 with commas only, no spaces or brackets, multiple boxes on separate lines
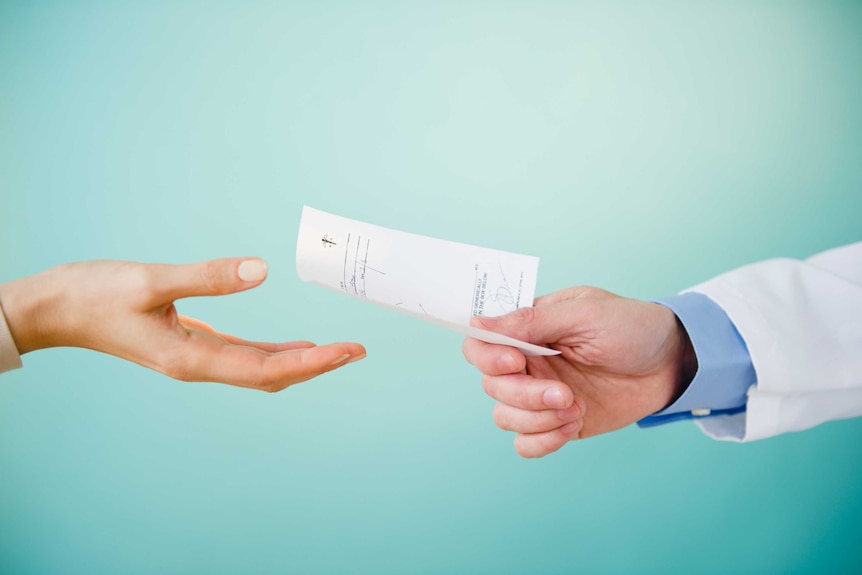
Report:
308,281,560,357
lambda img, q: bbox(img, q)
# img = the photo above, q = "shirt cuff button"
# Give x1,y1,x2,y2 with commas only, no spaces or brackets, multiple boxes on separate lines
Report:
691,408,711,416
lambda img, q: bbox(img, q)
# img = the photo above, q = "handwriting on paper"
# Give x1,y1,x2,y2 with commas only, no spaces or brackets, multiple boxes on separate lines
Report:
295,206,559,356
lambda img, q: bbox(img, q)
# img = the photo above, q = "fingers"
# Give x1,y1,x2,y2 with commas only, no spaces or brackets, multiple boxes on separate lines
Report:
533,286,613,307
213,334,317,354
147,257,269,303
253,342,367,391
481,373,574,410
163,332,366,392
514,422,583,458
462,337,526,375
178,316,317,353
177,315,217,334
469,302,579,345
482,373,586,457
493,402,582,433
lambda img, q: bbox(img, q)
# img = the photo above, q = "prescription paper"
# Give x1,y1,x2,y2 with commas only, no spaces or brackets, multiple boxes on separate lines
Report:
296,206,559,356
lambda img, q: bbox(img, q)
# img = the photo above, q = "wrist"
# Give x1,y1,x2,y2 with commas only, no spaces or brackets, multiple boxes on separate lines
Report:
674,317,698,400
0,267,68,354
651,305,698,414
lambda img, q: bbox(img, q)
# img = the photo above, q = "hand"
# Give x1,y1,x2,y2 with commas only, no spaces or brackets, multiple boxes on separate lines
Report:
462,287,695,458
0,258,365,391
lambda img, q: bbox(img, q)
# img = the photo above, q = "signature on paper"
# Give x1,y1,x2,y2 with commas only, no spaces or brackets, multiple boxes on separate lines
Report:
484,261,521,315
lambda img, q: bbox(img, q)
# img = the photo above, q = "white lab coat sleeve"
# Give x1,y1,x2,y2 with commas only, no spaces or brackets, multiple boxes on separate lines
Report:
683,242,862,442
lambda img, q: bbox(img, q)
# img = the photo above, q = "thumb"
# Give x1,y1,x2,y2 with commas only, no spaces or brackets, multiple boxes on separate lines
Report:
471,302,580,345
147,257,269,302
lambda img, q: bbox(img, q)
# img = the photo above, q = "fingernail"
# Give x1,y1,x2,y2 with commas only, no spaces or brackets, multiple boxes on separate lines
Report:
543,387,566,409
346,353,366,364
557,404,580,421
238,259,268,282
561,420,583,436
498,352,517,372
329,353,351,366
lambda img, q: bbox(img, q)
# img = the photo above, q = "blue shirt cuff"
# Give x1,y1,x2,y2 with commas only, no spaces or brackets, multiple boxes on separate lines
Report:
638,292,757,429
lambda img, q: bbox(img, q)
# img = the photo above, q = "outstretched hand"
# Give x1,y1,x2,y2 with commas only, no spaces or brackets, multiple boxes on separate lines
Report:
462,287,695,457
0,258,365,391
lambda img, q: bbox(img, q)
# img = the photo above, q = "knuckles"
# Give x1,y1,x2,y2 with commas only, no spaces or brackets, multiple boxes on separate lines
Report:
480,375,496,398
127,266,164,306
481,374,537,408
513,424,580,458
492,403,513,431
199,261,230,294
505,306,537,329
461,338,478,365
160,352,195,382
537,431,565,455
245,359,283,392
514,436,545,458
512,384,533,409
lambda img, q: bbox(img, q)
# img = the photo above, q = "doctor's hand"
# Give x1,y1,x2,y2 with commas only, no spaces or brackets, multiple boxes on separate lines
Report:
462,286,696,458
0,258,365,391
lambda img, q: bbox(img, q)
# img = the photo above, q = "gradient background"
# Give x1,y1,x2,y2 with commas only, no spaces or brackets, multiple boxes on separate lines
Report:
1,1,861,573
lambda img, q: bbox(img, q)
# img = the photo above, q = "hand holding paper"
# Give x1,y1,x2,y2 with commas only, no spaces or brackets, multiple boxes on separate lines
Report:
296,207,559,356
463,287,696,457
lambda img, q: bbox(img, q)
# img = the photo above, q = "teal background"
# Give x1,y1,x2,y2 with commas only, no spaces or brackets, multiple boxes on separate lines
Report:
1,1,861,573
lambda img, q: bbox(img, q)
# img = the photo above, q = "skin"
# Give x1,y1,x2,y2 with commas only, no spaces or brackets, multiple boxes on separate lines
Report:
0,257,365,392
462,286,696,458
